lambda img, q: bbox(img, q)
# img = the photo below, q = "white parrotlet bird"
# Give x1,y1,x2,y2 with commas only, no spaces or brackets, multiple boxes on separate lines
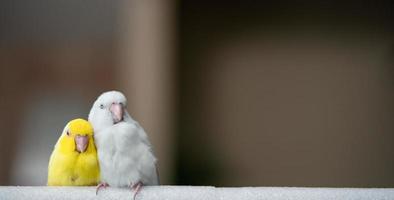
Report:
88,91,159,198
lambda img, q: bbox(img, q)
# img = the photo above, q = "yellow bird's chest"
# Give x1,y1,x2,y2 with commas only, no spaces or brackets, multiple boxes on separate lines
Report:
71,154,100,185
48,151,100,186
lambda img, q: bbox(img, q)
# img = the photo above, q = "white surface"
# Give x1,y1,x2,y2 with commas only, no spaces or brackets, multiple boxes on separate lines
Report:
1,186,394,200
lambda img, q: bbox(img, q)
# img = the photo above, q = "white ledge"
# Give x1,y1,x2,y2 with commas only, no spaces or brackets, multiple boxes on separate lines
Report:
1,186,394,200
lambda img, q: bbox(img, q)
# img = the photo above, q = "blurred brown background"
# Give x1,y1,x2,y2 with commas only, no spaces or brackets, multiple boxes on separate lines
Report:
0,1,393,187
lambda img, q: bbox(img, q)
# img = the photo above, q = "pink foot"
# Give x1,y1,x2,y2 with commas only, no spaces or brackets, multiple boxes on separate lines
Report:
96,182,109,195
130,181,143,200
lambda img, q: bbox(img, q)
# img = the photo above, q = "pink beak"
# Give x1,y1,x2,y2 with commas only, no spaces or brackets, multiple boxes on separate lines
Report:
75,135,89,153
110,103,124,124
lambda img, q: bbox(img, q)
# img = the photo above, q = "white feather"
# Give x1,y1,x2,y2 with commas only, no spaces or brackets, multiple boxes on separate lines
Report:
88,91,158,187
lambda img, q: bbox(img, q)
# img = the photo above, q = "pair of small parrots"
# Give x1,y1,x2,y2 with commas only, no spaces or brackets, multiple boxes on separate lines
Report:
47,91,158,196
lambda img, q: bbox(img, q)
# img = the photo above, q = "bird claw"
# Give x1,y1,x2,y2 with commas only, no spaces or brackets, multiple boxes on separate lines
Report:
130,181,143,200
96,182,109,195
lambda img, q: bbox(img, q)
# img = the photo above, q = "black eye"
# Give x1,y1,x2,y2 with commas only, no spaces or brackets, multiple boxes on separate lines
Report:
99,104,104,109
66,131,70,136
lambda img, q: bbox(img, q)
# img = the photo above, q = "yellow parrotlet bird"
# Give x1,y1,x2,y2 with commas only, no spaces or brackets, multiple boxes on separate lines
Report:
48,118,100,186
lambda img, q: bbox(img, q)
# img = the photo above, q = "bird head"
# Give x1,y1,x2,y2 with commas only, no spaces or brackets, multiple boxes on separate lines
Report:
88,91,130,131
58,118,95,154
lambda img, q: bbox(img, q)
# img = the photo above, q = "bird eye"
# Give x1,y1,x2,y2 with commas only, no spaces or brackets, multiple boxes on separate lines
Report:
66,131,70,136
99,104,104,109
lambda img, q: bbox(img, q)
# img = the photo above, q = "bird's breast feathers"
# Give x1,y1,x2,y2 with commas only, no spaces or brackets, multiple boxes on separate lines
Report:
47,151,99,186
94,122,158,186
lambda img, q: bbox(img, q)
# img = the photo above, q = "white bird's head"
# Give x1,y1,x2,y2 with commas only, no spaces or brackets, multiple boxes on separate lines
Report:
88,91,131,131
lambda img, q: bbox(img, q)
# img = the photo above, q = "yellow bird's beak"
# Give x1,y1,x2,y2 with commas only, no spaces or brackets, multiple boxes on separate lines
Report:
75,135,89,153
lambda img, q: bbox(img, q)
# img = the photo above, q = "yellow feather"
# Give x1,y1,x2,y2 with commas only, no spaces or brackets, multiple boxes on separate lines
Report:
47,119,100,186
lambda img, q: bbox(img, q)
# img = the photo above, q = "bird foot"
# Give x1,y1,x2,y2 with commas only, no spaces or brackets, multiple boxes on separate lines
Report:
96,182,109,195
130,181,143,200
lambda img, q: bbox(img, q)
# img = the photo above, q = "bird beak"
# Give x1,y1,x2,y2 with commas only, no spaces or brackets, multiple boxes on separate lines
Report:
75,135,89,153
110,103,124,124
